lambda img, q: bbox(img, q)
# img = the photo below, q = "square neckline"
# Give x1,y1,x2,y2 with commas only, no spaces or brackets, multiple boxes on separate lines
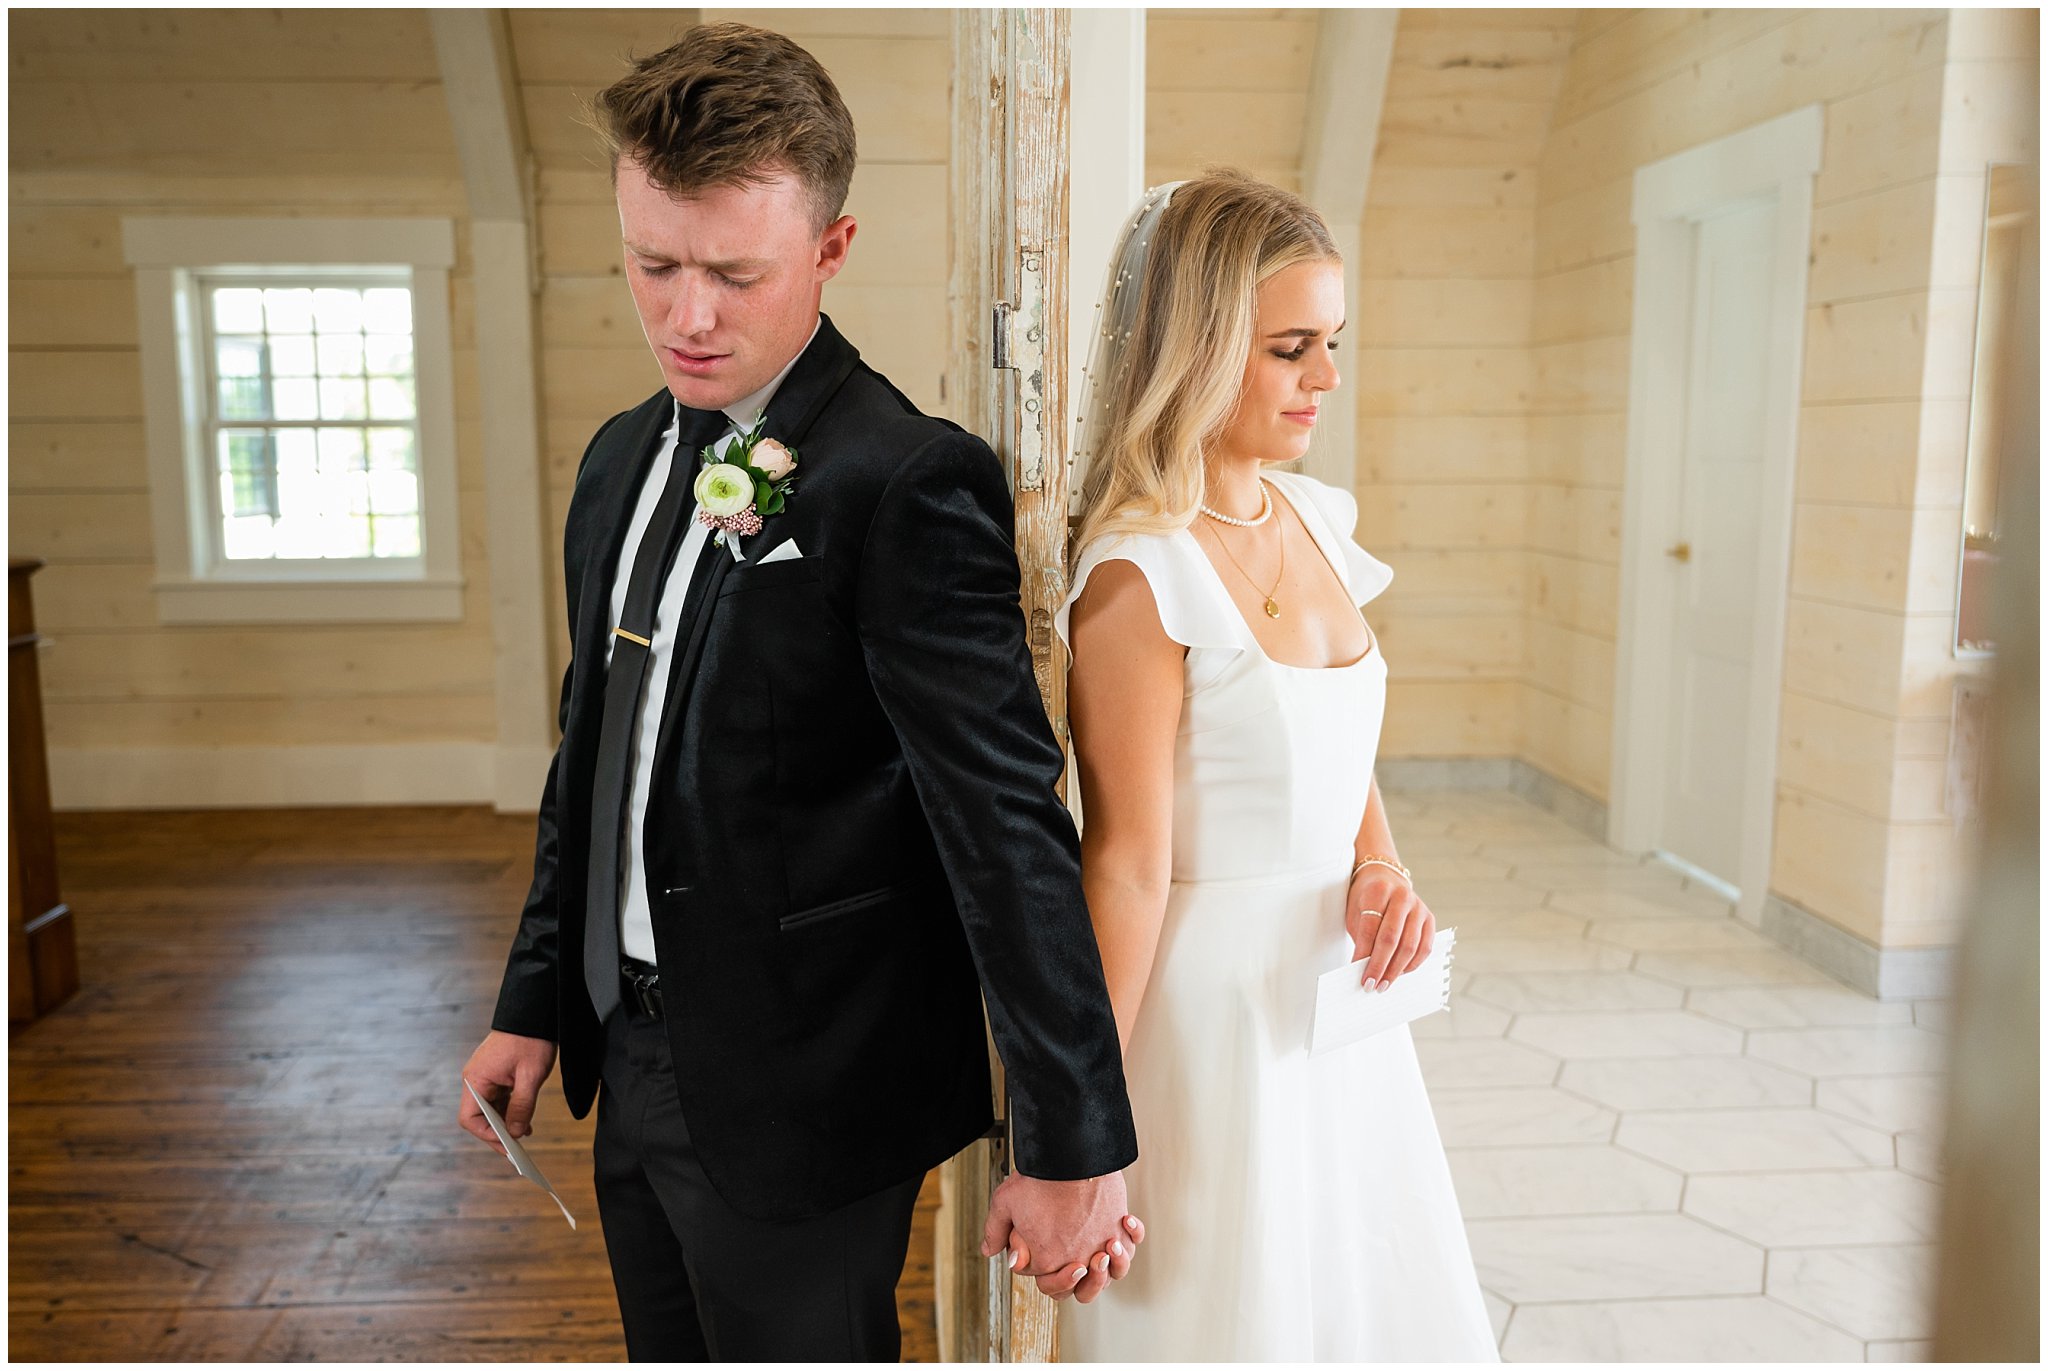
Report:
1181,477,1380,672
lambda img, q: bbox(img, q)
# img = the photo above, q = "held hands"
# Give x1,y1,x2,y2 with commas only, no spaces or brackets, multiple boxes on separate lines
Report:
1345,865,1436,990
458,1030,558,1158
979,1170,1145,1304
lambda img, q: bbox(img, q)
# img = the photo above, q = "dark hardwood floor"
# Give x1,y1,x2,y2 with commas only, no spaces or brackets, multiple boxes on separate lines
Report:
8,807,941,1361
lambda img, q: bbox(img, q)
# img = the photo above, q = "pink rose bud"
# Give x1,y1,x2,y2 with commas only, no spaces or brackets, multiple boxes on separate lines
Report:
752,438,796,481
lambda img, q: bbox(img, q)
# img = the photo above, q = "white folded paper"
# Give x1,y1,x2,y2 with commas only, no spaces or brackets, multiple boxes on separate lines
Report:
1308,928,1457,1057
465,1078,578,1228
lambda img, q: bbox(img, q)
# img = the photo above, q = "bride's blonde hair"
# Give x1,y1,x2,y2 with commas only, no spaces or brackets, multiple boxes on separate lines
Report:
1071,170,1339,564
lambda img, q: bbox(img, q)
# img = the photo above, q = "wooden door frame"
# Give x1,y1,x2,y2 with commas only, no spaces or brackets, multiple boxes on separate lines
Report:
939,9,1071,1362
1608,105,1822,928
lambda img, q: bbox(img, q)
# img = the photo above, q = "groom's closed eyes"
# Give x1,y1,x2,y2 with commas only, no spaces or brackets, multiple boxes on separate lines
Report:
625,243,774,288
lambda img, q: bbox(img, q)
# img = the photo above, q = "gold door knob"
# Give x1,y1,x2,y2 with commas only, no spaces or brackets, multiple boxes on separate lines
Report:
1666,541,1691,562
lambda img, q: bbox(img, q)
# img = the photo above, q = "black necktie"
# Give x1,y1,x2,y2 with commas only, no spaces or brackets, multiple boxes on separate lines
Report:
584,408,728,1023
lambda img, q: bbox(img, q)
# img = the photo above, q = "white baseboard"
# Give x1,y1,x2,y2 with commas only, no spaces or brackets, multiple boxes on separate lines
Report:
1760,894,1956,1001
50,743,495,809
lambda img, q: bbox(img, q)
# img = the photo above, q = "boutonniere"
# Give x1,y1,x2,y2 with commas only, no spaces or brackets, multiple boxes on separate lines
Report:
693,416,799,562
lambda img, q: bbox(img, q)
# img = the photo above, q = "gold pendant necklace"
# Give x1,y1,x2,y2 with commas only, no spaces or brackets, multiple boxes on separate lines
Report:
1210,509,1286,618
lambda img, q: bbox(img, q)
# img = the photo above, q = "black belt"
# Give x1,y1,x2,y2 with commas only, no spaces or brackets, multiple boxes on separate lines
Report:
620,956,664,1021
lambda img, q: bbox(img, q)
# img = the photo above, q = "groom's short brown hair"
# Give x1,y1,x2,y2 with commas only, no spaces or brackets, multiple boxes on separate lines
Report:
592,22,857,232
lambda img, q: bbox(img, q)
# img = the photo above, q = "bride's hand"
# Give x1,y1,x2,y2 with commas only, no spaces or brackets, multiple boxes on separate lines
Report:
1345,871,1435,990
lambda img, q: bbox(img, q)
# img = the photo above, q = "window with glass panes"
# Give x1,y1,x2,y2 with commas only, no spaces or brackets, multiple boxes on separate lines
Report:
203,278,422,562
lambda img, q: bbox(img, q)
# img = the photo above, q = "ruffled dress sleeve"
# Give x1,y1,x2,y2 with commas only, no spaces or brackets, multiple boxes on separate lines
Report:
1055,531,1253,696
1266,470,1394,607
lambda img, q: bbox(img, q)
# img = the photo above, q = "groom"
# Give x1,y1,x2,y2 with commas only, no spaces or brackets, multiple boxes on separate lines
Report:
456,22,1140,1361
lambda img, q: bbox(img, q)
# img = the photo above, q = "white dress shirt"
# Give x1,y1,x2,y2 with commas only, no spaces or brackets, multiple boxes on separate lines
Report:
603,322,816,964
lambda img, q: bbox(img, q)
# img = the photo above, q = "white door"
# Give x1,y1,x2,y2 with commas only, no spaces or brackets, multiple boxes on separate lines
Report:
1658,196,1777,887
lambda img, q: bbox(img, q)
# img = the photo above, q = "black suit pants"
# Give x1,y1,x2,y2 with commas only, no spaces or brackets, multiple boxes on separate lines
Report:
593,1002,924,1361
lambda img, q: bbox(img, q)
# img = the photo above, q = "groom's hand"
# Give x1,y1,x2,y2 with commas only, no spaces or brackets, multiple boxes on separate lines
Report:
979,1170,1144,1304
458,1030,558,1157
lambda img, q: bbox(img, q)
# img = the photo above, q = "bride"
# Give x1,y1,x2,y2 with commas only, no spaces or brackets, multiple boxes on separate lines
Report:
1053,172,1499,1361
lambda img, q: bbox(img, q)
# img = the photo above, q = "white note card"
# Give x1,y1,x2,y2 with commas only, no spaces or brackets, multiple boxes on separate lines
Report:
1308,928,1457,1058
465,1078,578,1229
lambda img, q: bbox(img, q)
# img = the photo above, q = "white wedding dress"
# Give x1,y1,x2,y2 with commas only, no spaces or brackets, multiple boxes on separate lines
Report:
1054,471,1499,1362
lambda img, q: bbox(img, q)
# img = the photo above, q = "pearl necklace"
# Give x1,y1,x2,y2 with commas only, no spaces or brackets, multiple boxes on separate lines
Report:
1199,480,1272,527
1200,479,1286,618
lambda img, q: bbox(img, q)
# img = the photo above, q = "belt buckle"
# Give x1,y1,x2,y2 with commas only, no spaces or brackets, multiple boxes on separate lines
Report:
621,963,663,1020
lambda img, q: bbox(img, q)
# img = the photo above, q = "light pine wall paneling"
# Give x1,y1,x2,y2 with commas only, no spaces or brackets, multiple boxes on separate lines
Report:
41,693,500,747
1374,612,1524,681
1357,279,1534,349
1789,504,1964,617
1384,680,1522,757
1800,289,1980,406
1147,13,1315,94
1358,205,1539,280
1552,9,1800,129
1527,10,1997,954
1781,597,1911,721
1361,9,1575,761
8,9,499,787
1358,482,1526,552
7,9,444,82
8,424,151,490
1520,681,1611,796
1526,410,1627,489
8,350,144,422
1530,257,1632,345
1808,176,1945,303
1538,9,1949,207
13,82,458,180
1371,547,1525,617
1147,91,1307,178
1389,24,1575,104
1524,616,1613,715
1772,786,1890,942
1359,414,1527,485
1815,64,1948,207
1880,817,1981,945
1145,9,1315,190
1777,689,1902,820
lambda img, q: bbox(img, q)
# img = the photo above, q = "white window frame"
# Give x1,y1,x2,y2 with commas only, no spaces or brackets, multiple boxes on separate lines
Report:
122,217,462,624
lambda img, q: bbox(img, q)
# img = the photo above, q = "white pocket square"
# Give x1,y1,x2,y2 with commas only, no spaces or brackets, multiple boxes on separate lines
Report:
759,539,805,564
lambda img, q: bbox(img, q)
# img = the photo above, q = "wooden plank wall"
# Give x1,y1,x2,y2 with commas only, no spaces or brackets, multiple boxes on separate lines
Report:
7,10,498,797
1355,8,1577,760
1145,8,1317,193
1526,7,2031,950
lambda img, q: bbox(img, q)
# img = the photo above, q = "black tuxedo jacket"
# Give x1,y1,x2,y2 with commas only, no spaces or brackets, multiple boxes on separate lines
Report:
491,315,1138,1222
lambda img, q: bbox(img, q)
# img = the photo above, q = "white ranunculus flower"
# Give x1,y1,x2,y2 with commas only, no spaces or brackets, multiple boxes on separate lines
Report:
693,462,756,518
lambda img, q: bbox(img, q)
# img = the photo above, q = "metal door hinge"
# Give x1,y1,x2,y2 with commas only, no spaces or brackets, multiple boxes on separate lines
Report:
991,250,1050,490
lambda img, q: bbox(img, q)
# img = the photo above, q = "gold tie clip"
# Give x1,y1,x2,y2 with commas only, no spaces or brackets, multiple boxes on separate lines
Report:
613,628,652,648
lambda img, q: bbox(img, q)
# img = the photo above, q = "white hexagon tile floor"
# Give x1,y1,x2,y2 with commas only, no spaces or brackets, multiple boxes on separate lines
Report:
1386,788,1951,1363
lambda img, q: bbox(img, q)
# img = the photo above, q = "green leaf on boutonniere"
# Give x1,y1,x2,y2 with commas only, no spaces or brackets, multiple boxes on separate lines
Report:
759,487,786,517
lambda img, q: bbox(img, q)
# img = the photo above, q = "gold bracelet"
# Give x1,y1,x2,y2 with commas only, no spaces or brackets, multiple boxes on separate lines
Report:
1350,854,1410,884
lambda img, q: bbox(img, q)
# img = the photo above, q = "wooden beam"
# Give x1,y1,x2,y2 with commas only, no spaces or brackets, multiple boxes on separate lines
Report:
430,10,554,810
431,9,533,227
1300,9,1397,496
